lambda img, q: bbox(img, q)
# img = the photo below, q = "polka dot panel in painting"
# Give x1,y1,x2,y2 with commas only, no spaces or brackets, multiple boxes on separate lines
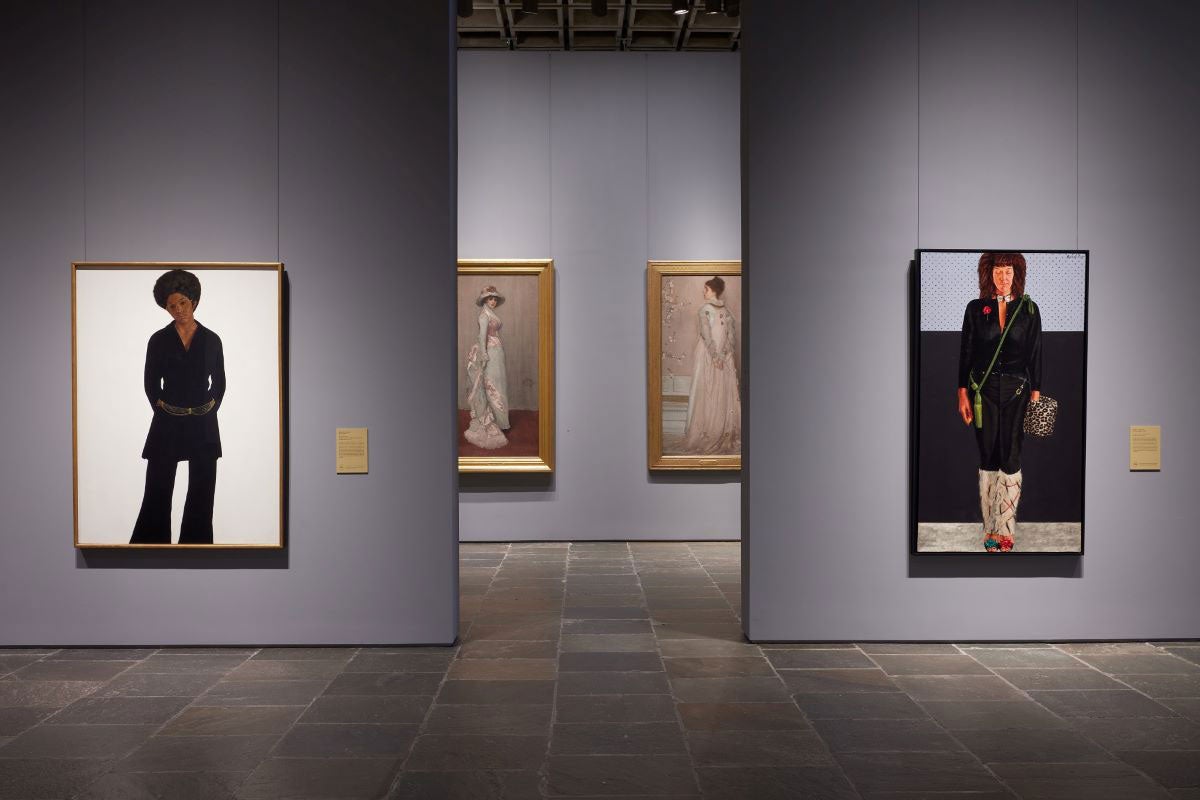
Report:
919,251,1086,332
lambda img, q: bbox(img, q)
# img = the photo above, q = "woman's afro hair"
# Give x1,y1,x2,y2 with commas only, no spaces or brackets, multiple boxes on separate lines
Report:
153,269,202,309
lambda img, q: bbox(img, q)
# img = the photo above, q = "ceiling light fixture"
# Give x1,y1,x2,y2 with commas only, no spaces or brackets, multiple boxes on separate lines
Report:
592,0,608,15
457,0,474,18
672,0,690,16
522,0,539,13
704,0,722,13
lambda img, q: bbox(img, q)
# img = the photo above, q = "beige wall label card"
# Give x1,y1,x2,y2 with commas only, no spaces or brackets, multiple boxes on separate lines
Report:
1130,425,1161,471
336,428,369,474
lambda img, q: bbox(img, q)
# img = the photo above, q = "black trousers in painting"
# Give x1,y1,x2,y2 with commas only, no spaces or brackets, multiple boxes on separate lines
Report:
130,458,217,544
973,373,1030,474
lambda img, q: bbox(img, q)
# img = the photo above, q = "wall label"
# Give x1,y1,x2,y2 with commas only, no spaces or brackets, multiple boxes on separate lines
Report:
336,428,369,474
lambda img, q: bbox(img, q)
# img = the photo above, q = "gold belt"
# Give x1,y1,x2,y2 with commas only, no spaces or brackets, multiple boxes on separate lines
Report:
158,398,216,416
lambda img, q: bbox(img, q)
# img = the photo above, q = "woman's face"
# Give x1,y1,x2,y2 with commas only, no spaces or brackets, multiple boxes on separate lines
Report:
703,285,716,301
486,297,498,308
992,265,1015,297
165,292,195,326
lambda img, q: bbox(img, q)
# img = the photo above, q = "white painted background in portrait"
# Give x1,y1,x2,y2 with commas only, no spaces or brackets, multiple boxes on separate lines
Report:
74,267,282,545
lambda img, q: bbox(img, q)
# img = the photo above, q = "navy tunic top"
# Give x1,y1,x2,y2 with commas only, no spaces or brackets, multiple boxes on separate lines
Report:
141,322,226,461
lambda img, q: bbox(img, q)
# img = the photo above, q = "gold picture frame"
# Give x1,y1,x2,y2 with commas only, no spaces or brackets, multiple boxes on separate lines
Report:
647,260,742,471
72,262,285,549
457,259,555,473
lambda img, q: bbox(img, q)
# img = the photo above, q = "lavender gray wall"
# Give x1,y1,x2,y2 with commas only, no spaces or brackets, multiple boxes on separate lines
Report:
743,0,1200,640
458,52,742,541
0,0,458,646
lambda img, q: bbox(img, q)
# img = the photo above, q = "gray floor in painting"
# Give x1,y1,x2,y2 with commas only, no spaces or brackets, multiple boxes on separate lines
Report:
0,542,1196,799
918,522,1083,552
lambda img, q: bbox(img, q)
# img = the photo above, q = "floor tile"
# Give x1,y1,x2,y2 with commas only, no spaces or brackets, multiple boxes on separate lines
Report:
794,692,928,720
656,639,759,658
920,700,1071,730
557,671,671,695
669,676,790,703
544,755,700,796
559,653,663,672
778,668,899,694
436,679,556,705
1029,689,1176,718
237,757,399,799
676,702,809,731
835,751,1006,794
1073,717,1200,750
0,723,154,759
248,647,356,661
300,694,431,724
423,704,552,735
893,675,1026,702
45,695,191,726
1116,750,1200,790
990,760,1174,799
44,649,154,662
12,661,135,682
858,643,962,655
224,659,345,681
346,652,454,673
954,726,1111,763
115,734,279,772
1073,653,1200,674
812,718,964,753
555,694,678,724
1118,673,1200,699
0,680,103,709
405,734,547,770
195,679,328,706
551,722,687,755
274,723,418,758
1163,698,1200,723
124,654,249,674
323,672,443,696
75,770,245,800
0,759,112,800
871,654,993,676
663,657,774,678
388,769,543,800
561,634,658,653
695,766,858,799
966,647,1084,668
993,667,1124,691
159,705,302,736
686,730,834,766
447,658,557,680
0,707,56,737
562,620,654,636
92,672,221,698
457,640,559,659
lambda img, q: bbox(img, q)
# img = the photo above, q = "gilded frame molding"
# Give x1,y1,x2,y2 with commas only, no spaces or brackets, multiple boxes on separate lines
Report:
647,260,742,472
71,261,285,549
457,259,555,474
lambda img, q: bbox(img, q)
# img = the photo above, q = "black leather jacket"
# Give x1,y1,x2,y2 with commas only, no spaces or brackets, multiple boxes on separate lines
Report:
957,297,1042,391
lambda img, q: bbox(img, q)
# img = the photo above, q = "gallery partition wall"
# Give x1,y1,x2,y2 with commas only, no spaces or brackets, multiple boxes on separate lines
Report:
742,0,1200,640
0,1,458,646
457,52,742,542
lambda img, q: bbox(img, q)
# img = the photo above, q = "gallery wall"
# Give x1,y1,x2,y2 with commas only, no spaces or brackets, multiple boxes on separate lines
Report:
458,52,742,541
744,0,1200,639
0,0,458,645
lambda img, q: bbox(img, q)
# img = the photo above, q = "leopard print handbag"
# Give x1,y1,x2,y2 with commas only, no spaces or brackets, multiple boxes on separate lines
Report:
1024,395,1058,438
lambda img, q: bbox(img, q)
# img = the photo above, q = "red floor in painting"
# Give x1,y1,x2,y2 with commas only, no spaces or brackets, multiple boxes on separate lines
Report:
457,409,540,457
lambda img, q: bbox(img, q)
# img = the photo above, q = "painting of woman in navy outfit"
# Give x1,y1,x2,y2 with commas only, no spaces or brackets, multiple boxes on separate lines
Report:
130,269,226,544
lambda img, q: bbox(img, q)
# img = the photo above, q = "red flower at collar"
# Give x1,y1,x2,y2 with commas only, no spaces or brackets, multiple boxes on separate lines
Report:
982,305,993,315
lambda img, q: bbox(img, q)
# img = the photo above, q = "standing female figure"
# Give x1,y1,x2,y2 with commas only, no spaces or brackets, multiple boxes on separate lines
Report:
957,252,1043,552
683,277,741,455
130,269,225,545
464,285,510,449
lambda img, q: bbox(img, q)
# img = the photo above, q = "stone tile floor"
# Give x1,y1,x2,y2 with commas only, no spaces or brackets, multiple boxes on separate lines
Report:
0,541,1196,798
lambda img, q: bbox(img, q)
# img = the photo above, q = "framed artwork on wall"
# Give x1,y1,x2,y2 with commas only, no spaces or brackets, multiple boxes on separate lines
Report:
912,250,1088,554
457,259,555,473
647,261,742,471
72,262,285,548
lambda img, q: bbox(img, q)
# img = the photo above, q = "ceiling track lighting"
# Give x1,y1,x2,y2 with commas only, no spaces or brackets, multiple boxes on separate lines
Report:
522,0,539,14
672,0,690,16
591,0,608,16
457,0,474,18
704,0,722,13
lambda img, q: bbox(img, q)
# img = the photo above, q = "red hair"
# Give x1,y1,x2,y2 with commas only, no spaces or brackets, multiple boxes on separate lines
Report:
977,252,1026,299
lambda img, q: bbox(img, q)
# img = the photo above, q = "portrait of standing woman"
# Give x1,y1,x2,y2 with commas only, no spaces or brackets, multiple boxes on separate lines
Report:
957,252,1042,553
130,269,226,545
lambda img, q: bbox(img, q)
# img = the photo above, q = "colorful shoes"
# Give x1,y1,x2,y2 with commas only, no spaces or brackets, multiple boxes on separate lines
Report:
999,535,1014,552
984,535,1001,552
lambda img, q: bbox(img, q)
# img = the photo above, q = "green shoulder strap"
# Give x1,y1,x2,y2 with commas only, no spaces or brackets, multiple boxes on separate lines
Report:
969,294,1029,429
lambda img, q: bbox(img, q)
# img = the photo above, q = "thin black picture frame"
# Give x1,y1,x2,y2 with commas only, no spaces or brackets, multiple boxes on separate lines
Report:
910,248,1089,557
